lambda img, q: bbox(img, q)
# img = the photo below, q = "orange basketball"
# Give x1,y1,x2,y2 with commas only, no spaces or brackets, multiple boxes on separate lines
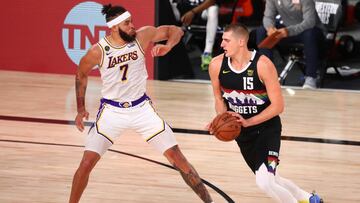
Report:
211,112,241,142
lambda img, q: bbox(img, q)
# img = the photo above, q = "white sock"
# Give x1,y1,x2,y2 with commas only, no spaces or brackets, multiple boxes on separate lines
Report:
255,164,297,203
201,5,218,53
169,1,180,21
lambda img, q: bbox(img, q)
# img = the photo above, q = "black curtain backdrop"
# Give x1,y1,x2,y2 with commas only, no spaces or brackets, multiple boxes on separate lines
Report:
154,0,194,80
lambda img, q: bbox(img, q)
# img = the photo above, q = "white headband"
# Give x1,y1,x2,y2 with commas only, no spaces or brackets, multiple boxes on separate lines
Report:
106,11,131,28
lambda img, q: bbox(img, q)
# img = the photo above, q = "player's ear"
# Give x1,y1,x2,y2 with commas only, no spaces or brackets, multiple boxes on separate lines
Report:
238,38,245,47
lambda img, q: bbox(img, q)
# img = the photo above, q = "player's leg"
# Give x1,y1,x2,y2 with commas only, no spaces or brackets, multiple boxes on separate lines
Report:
69,150,100,203
236,117,295,202
70,104,121,203
275,173,311,200
275,171,323,203
255,163,297,203
254,117,299,202
69,124,113,203
254,117,322,203
164,145,213,203
133,101,213,203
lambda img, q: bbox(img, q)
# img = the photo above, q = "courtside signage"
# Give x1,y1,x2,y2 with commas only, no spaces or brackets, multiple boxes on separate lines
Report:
0,0,154,76
62,1,109,66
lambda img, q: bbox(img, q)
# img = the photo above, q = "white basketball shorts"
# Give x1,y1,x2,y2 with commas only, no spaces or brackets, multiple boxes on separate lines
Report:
85,100,177,156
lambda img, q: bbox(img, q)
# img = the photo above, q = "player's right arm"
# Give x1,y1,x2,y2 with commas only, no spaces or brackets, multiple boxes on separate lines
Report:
75,44,101,132
208,54,227,133
209,54,227,115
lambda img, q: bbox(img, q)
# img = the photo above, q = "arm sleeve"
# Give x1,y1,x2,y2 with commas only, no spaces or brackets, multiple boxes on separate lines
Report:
263,0,277,29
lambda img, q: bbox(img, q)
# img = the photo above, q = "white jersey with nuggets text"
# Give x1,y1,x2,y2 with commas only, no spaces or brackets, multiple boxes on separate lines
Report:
97,37,147,102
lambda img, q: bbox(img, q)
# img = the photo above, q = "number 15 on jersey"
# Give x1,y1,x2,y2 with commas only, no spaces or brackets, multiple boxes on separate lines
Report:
243,77,253,90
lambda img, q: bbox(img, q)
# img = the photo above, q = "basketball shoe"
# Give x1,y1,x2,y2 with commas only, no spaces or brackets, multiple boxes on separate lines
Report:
299,192,323,203
309,192,323,203
201,52,212,71
302,76,317,89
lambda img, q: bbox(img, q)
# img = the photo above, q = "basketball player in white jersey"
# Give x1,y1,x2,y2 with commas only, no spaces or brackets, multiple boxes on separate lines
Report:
69,4,214,203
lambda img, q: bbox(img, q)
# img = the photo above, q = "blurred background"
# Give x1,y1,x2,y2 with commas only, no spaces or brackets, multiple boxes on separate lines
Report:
0,0,359,90
157,0,360,90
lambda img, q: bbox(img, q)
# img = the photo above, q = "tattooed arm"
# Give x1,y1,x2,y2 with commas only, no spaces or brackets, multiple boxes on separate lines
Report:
75,44,101,132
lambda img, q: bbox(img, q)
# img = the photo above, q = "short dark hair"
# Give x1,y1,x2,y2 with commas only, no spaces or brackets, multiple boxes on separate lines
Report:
224,23,249,40
102,4,127,22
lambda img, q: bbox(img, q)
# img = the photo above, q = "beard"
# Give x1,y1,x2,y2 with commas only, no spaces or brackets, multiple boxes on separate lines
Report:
118,28,136,42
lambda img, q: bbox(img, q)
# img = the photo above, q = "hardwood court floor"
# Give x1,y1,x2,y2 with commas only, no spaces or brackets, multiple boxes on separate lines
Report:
0,70,359,203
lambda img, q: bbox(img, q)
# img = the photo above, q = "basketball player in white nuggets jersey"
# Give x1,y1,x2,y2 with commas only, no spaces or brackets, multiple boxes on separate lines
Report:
69,4,214,203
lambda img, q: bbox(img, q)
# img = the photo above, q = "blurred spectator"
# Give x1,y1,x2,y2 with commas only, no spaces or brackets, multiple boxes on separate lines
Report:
256,0,326,89
170,0,219,70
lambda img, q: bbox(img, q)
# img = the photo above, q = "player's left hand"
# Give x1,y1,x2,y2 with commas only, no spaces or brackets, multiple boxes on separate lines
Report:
206,121,214,134
151,44,172,57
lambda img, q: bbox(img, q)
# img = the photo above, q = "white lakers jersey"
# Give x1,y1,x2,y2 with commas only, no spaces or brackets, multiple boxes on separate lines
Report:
97,37,147,101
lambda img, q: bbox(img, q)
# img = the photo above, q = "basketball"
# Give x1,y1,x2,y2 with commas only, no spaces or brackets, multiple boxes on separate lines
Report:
211,112,241,142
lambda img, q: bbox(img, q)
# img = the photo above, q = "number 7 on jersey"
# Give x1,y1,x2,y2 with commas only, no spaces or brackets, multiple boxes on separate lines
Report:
119,64,129,82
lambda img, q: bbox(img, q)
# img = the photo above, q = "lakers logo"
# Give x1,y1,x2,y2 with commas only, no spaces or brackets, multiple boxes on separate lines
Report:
107,51,138,69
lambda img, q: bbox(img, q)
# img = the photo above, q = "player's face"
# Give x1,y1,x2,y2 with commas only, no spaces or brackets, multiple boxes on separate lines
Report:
118,17,136,42
221,31,238,57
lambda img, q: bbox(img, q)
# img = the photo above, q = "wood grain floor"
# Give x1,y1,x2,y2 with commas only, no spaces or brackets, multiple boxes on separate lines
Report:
0,70,359,203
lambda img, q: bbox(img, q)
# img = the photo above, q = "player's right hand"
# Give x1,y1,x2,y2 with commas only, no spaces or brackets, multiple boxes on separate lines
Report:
75,110,89,132
206,121,214,134
151,44,172,57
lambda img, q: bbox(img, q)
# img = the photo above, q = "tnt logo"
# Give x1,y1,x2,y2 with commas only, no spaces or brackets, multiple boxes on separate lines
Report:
62,1,109,66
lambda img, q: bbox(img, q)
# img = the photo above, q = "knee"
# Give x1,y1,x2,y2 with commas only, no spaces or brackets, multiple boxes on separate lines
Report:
76,158,97,176
256,27,267,36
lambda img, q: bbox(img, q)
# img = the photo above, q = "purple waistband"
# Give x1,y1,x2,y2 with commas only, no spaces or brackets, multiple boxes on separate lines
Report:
101,94,150,108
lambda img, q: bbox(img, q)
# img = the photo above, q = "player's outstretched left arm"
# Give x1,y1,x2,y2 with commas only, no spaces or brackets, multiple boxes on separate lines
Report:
136,25,184,57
